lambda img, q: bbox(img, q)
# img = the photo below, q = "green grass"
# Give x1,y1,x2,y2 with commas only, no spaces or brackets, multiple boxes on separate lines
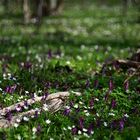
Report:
0,1,140,140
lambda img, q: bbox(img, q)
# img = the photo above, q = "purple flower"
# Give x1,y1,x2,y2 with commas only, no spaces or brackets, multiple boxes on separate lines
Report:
113,61,120,70
5,86,11,93
54,82,59,88
5,84,17,94
16,104,22,112
110,120,117,129
111,99,117,109
94,79,99,88
87,123,94,135
71,127,78,135
24,62,32,69
104,91,109,101
63,108,70,116
96,119,101,127
119,120,124,131
41,92,49,102
37,124,41,133
24,100,28,107
109,79,113,92
5,110,12,121
35,111,39,118
124,81,129,91
69,101,74,108
63,85,69,90
79,117,84,129
85,79,90,88
76,107,80,113
89,98,94,107
45,82,51,89
47,49,52,59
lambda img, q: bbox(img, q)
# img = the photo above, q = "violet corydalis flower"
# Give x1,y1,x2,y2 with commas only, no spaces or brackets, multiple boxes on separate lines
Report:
111,99,117,109
5,84,17,94
41,92,49,102
76,107,80,113
37,124,41,133
87,123,94,135
85,79,90,88
63,108,70,116
24,62,32,69
71,127,78,135
94,79,99,89
96,119,101,127
35,111,39,118
79,117,84,129
69,101,74,108
45,82,51,89
119,120,124,131
48,49,52,59
5,110,12,121
16,104,22,112
24,101,28,107
113,61,120,70
124,81,129,92
89,98,94,108
109,79,113,92
110,120,117,129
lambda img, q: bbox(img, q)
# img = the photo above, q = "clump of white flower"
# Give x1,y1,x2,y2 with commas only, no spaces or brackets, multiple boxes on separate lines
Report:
83,128,87,132
16,134,21,140
74,104,78,109
78,130,82,135
96,113,100,117
25,91,29,94
95,98,99,101
14,123,19,128
43,104,48,111
46,119,51,124
63,127,67,131
16,118,21,123
23,116,29,121
79,101,83,105
32,127,37,134
67,126,72,130
109,113,115,116
104,122,107,127
83,133,90,138
85,112,90,116
124,114,129,118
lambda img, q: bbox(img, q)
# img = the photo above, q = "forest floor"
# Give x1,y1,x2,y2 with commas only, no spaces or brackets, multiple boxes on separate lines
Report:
0,2,140,140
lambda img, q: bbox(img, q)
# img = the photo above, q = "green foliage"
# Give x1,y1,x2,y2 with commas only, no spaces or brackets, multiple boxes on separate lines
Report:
0,1,139,140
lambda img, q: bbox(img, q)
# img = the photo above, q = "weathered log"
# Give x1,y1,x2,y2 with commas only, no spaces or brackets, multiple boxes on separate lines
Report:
130,49,140,62
102,59,140,71
0,91,81,128
115,59,140,68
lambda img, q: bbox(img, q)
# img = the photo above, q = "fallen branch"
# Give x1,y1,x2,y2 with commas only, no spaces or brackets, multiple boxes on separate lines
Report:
116,59,140,68
0,91,81,128
124,66,140,84
103,59,140,69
